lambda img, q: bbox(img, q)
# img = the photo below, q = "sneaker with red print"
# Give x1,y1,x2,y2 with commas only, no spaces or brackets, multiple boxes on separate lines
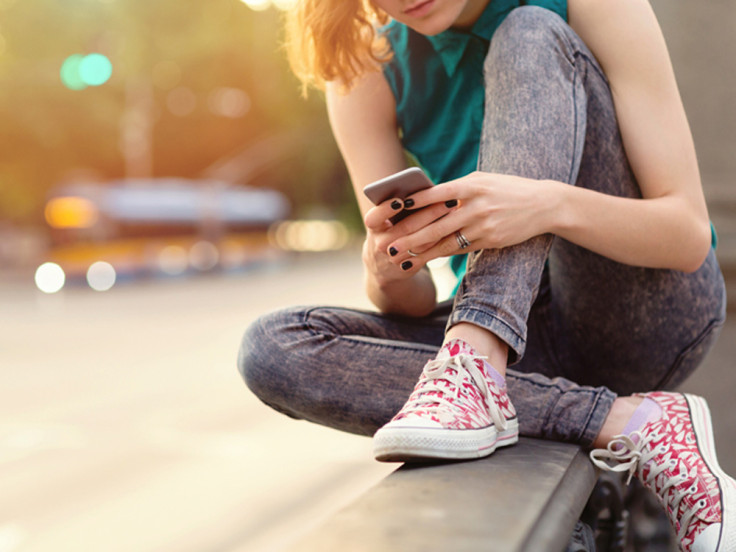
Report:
590,392,736,552
373,339,518,462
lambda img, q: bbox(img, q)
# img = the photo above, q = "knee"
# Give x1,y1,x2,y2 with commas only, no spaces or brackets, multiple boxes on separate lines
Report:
237,308,294,403
485,6,573,76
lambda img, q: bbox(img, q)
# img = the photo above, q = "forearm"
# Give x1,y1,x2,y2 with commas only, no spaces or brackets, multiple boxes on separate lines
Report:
365,266,438,317
550,182,711,272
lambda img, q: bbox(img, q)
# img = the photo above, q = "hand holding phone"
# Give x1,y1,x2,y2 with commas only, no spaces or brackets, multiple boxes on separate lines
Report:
363,167,434,205
363,168,433,223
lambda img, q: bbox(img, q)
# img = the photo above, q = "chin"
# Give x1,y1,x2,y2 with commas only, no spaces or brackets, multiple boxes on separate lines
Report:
404,17,454,35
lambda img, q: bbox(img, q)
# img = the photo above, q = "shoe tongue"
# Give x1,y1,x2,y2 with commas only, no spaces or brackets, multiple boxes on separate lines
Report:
437,338,478,360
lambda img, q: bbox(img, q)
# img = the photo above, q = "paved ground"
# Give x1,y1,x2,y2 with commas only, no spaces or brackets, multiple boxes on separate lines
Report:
1,249,735,552
0,252,395,552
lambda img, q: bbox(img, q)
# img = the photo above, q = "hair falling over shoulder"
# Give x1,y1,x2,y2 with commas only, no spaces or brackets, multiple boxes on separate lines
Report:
285,0,391,95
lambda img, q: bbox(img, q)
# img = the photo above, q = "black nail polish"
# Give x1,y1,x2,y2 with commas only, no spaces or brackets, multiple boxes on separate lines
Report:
445,199,458,208
403,198,415,209
401,261,413,271
390,200,402,210
389,247,398,257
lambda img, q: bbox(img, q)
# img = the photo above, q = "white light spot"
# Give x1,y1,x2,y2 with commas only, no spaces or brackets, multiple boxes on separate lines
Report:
86,261,116,291
34,262,65,294
240,0,270,11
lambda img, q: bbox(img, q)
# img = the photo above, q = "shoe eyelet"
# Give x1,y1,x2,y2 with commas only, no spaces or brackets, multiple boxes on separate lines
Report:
660,445,668,454
698,499,707,508
669,459,677,467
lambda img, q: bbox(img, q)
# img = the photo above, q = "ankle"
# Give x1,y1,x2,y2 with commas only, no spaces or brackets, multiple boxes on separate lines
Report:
444,323,508,376
593,396,643,448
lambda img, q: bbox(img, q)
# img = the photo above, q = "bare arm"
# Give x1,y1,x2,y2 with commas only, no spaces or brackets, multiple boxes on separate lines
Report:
326,70,438,315
561,0,711,271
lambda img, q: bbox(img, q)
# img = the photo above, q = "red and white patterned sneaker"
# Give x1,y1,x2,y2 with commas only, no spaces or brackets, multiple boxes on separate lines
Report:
373,340,518,462
590,392,736,552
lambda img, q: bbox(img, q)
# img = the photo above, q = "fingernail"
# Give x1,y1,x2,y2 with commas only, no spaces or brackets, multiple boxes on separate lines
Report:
401,261,413,271
389,247,398,257
403,198,415,209
390,200,402,210
445,199,458,208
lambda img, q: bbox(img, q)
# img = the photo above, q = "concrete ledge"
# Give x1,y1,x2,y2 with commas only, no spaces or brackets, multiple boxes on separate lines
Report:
293,438,598,552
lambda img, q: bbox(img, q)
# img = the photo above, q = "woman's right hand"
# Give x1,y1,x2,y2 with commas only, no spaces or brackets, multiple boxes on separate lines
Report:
362,197,411,287
361,196,458,316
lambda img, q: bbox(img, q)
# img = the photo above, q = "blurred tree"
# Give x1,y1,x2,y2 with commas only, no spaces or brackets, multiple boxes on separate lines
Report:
0,0,350,225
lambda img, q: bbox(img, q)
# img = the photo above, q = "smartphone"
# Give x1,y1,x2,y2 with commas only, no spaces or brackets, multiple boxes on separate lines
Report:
363,168,434,223
363,167,434,205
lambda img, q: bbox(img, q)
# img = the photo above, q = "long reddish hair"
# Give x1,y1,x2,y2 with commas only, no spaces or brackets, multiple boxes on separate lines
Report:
285,0,392,94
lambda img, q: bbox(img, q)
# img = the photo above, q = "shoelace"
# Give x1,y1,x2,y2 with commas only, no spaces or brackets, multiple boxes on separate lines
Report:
403,354,508,431
590,431,709,542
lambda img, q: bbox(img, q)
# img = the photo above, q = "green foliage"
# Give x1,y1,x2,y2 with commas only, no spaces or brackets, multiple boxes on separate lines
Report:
0,0,349,225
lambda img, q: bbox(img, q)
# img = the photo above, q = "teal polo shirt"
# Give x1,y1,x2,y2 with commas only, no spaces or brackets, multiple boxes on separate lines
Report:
381,1,567,287
381,0,716,290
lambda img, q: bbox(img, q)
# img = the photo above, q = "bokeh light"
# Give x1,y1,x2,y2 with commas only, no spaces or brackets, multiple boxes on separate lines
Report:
239,0,296,10
60,53,113,89
34,262,66,293
86,261,116,291
189,241,219,271
78,53,113,86
240,0,269,11
269,220,350,252
44,196,99,229
157,245,189,275
207,87,250,118
60,54,87,90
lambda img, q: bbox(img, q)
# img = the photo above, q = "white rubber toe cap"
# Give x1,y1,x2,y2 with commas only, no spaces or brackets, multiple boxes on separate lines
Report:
692,523,721,552
382,417,443,429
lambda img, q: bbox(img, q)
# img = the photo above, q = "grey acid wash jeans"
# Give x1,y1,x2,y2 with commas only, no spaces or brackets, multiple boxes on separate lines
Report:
238,7,726,447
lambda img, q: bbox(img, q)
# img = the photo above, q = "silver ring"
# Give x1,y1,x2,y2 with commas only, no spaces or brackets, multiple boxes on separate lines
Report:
406,249,419,257
455,231,471,249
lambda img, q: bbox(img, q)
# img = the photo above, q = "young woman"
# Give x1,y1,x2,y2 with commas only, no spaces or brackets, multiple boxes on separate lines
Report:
238,0,735,549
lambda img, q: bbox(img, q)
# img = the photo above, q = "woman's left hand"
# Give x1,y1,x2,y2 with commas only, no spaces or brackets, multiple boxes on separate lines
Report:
386,171,564,269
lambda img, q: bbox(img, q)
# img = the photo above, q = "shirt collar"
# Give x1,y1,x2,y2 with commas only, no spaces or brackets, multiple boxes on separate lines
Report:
426,0,520,76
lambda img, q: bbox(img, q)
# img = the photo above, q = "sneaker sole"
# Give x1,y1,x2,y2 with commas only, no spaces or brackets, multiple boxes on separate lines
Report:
686,393,736,552
373,418,519,463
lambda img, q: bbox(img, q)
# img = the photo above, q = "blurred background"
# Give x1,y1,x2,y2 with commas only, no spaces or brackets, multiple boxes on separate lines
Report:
0,0,734,551
0,0,362,289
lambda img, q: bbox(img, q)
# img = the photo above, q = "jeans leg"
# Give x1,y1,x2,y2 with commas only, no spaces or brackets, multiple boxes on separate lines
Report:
239,303,449,436
450,6,724,446
447,6,589,362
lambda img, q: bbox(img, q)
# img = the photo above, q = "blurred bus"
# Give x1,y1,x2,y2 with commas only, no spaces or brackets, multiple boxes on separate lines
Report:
42,178,290,286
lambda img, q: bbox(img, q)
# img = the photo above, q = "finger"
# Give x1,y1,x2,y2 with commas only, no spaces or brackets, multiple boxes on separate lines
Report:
390,201,454,235
388,211,466,258
413,229,477,262
396,257,427,275
402,179,469,210
389,238,441,262
364,197,404,230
